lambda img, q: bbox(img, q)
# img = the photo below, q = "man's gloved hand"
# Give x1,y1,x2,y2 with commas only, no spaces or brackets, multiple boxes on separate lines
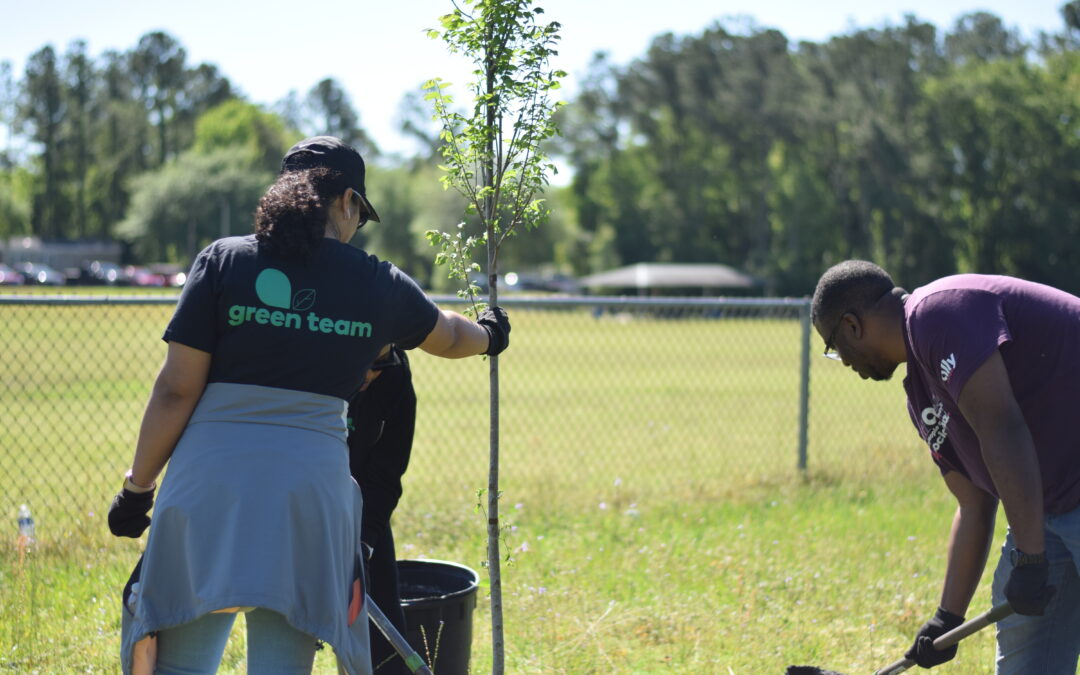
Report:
108,484,155,538
1005,549,1056,615
477,306,511,356
904,606,965,668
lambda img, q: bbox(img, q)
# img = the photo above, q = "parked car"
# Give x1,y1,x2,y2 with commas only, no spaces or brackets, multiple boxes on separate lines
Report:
16,262,66,286
0,263,25,285
146,263,187,287
502,271,581,294
76,260,133,286
125,265,168,287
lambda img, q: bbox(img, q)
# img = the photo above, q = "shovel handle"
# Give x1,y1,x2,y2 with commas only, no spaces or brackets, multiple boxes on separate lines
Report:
366,593,434,675
873,603,1014,675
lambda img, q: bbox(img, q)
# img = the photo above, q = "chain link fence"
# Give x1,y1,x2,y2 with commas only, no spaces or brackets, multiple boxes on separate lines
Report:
0,292,919,545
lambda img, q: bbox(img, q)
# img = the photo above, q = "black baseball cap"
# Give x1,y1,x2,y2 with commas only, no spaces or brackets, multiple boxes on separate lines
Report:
280,136,381,223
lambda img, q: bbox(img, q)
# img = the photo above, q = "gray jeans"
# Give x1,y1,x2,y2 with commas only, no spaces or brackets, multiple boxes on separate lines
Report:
992,503,1080,674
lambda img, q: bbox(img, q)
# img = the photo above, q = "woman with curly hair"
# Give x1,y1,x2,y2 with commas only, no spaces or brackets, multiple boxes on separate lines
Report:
109,137,510,675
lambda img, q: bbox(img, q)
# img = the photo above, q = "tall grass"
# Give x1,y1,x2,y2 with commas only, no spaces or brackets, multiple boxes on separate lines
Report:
0,298,1003,673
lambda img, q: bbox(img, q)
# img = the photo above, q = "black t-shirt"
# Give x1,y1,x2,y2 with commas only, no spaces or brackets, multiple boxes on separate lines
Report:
163,235,439,400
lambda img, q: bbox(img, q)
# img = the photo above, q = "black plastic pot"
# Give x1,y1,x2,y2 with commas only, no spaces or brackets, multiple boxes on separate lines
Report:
398,559,479,675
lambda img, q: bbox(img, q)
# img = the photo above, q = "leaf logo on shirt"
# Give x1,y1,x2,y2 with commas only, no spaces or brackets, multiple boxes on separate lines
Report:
939,353,957,382
255,268,316,311
292,288,316,311
255,268,292,309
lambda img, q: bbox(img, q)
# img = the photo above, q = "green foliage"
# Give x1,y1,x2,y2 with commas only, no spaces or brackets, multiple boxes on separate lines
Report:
425,223,486,310
19,45,64,239
117,150,272,262
0,167,32,237
563,15,1080,294
192,99,292,172
304,78,378,157
424,0,565,306
924,53,1080,289
9,31,235,248
4,13,1080,290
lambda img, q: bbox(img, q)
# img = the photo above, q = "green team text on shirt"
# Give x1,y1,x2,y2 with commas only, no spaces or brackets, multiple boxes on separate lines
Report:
226,304,372,337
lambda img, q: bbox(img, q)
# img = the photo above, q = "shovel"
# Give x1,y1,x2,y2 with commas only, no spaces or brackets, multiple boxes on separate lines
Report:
787,602,1013,675
366,593,435,675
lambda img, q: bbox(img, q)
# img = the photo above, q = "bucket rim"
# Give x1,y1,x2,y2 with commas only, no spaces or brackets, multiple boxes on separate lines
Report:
397,558,480,607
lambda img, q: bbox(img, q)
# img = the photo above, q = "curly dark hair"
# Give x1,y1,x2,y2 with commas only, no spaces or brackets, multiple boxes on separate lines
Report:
811,260,896,327
254,167,354,261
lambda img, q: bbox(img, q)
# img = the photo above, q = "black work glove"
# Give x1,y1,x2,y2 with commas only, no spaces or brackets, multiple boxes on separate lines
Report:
1005,549,1056,615
905,606,965,668
477,306,511,356
108,486,155,538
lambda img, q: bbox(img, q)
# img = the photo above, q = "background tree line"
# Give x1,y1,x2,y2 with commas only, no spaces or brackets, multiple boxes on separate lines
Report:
1,4,1078,295
560,4,1080,294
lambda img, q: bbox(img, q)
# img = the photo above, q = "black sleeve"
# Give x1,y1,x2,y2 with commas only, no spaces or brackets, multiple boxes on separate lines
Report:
162,244,219,352
383,263,440,350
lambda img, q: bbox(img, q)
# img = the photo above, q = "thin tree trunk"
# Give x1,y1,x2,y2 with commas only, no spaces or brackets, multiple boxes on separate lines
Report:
486,253,503,675
483,21,505,672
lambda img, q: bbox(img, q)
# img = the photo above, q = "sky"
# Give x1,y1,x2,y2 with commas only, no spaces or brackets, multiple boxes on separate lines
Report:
0,0,1071,158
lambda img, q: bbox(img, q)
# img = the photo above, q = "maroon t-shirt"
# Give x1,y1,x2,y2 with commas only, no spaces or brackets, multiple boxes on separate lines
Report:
902,274,1080,514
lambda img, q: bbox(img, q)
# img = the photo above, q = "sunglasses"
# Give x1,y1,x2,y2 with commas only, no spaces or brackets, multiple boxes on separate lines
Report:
352,190,372,231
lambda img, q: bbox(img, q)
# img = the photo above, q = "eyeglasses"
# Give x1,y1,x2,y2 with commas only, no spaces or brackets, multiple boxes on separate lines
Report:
369,348,402,372
822,311,853,361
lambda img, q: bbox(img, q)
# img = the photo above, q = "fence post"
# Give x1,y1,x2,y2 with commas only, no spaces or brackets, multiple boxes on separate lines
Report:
797,299,811,471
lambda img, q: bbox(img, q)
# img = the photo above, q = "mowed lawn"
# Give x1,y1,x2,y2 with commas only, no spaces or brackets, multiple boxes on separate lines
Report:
0,296,1005,673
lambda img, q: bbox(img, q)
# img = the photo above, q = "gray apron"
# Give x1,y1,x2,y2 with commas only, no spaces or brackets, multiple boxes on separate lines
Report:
121,383,372,674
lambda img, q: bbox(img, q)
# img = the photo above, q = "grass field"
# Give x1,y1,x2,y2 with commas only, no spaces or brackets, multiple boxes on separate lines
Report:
0,294,1006,673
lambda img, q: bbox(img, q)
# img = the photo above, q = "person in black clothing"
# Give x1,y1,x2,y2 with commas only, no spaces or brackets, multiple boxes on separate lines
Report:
348,344,415,674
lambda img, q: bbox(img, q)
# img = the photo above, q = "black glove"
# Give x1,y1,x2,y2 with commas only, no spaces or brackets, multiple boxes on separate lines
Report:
1005,549,1056,615
477,306,511,356
905,606,965,668
108,486,155,538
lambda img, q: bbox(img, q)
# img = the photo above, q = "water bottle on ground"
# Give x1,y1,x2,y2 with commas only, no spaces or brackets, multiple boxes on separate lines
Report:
17,503,35,546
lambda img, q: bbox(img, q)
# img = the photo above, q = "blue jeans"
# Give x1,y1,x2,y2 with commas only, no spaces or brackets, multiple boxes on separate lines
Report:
155,608,317,675
992,504,1080,675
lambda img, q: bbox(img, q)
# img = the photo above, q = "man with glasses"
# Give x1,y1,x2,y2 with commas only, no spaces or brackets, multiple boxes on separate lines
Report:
811,260,1080,674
